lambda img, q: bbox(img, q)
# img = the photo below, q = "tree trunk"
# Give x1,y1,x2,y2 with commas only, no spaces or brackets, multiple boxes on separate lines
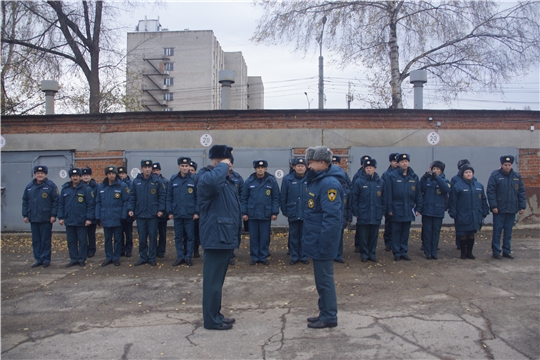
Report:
387,2,403,109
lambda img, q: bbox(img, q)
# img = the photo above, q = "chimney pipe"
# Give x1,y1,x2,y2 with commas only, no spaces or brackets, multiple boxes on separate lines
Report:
218,70,235,110
41,80,59,115
409,70,427,109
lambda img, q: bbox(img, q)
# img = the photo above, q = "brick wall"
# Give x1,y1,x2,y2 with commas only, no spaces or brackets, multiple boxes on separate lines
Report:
74,151,124,180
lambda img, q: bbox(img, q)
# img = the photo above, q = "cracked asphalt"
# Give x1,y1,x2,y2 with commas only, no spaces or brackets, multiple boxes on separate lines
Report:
1,228,539,359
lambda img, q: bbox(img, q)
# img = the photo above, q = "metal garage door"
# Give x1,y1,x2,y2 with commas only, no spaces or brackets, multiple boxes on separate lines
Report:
2,151,74,231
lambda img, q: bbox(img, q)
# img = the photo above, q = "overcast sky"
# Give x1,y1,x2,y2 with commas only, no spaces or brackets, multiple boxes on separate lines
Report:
120,1,539,111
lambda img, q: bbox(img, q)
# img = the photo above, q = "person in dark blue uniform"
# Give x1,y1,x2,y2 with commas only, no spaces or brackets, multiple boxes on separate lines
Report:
352,158,385,263
22,165,59,268
303,146,344,329
96,165,129,266
198,144,241,331
352,155,372,254
382,153,399,252
487,155,526,259
81,167,98,258
420,161,450,260
128,159,166,267
118,166,134,257
448,164,489,259
58,168,95,267
189,161,201,258
241,160,280,265
227,157,244,265
331,156,352,263
167,157,198,267
280,158,309,265
152,162,169,258
385,154,422,261
450,159,471,250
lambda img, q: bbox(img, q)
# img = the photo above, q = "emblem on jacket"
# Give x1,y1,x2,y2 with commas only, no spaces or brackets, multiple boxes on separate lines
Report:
411,186,416,191
42,193,48,198
151,188,156,194
266,189,271,196
514,184,519,190
78,196,84,203
436,188,441,194
377,190,382,197
188,188,193,194
328,189,337,202
308,198,314,208
114,192,120,199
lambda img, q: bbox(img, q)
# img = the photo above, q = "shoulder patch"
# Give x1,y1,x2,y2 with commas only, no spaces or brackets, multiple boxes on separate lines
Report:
328,189,337,202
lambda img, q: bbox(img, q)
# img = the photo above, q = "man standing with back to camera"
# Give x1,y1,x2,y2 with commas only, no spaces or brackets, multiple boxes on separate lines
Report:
303,146,344,329
197,145,241,330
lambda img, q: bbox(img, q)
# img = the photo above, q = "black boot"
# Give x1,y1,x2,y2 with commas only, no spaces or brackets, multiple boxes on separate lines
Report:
460,239,467,259
466,237,475,259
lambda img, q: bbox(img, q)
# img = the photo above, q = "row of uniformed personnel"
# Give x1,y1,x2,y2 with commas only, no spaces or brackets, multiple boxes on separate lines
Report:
22,151,525,269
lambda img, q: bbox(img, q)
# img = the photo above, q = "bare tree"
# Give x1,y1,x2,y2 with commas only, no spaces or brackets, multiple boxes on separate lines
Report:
252,1,540,108
1,1,129,114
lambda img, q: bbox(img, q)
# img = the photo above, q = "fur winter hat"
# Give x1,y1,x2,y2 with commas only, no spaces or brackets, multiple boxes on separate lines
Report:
306,146,333,163
104,165,118,175
500,155,514,164
457,159,470,169
209,145,233,159
430,160,445,173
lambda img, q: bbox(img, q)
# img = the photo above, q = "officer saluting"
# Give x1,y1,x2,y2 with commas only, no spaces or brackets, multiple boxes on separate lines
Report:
304,146,344,329
128,159,166,267
197,145,241,330
22,165,59,268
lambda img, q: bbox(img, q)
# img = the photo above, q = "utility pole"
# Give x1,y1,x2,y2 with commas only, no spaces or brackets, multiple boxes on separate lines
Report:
346,81,354,109
317,16,327,110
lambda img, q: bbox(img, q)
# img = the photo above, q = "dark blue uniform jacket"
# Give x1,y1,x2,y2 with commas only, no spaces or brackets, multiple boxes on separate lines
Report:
385,167,423,222
303,165,344,260
229,171,244,196
22,178,59,222
448,177,489,233
420,173,451,218
280,171,307,221
352,172,385,225
58,181,95,226
95,178,129,227
241,172,280,219
197,163,242,250
487,168,526,214
128,173,166,218
167,173,198,218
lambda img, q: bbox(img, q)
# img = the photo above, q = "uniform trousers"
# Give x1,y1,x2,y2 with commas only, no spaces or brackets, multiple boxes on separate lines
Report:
120,219,133,255
86,223,97,256
249,219,271,262
30,222,53,265
383,216,392,247
202,249,231,329
157,219,167,256
422,216,443,258
136,218,158,262
492,213,516,255
358,224,380,261
391,221,412,257
66,226,88,264
104,226,123,261
312,259,338,323
174,218,194,260
335,228,344,261
288,220,307,262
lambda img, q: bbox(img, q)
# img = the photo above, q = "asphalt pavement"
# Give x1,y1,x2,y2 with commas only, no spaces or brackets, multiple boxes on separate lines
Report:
1,227,539,359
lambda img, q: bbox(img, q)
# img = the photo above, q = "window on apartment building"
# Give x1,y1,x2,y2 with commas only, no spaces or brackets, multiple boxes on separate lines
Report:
163,108,174,112
164,62,174,71
164,47,174,56
164,77,174,86
164,93,173,101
